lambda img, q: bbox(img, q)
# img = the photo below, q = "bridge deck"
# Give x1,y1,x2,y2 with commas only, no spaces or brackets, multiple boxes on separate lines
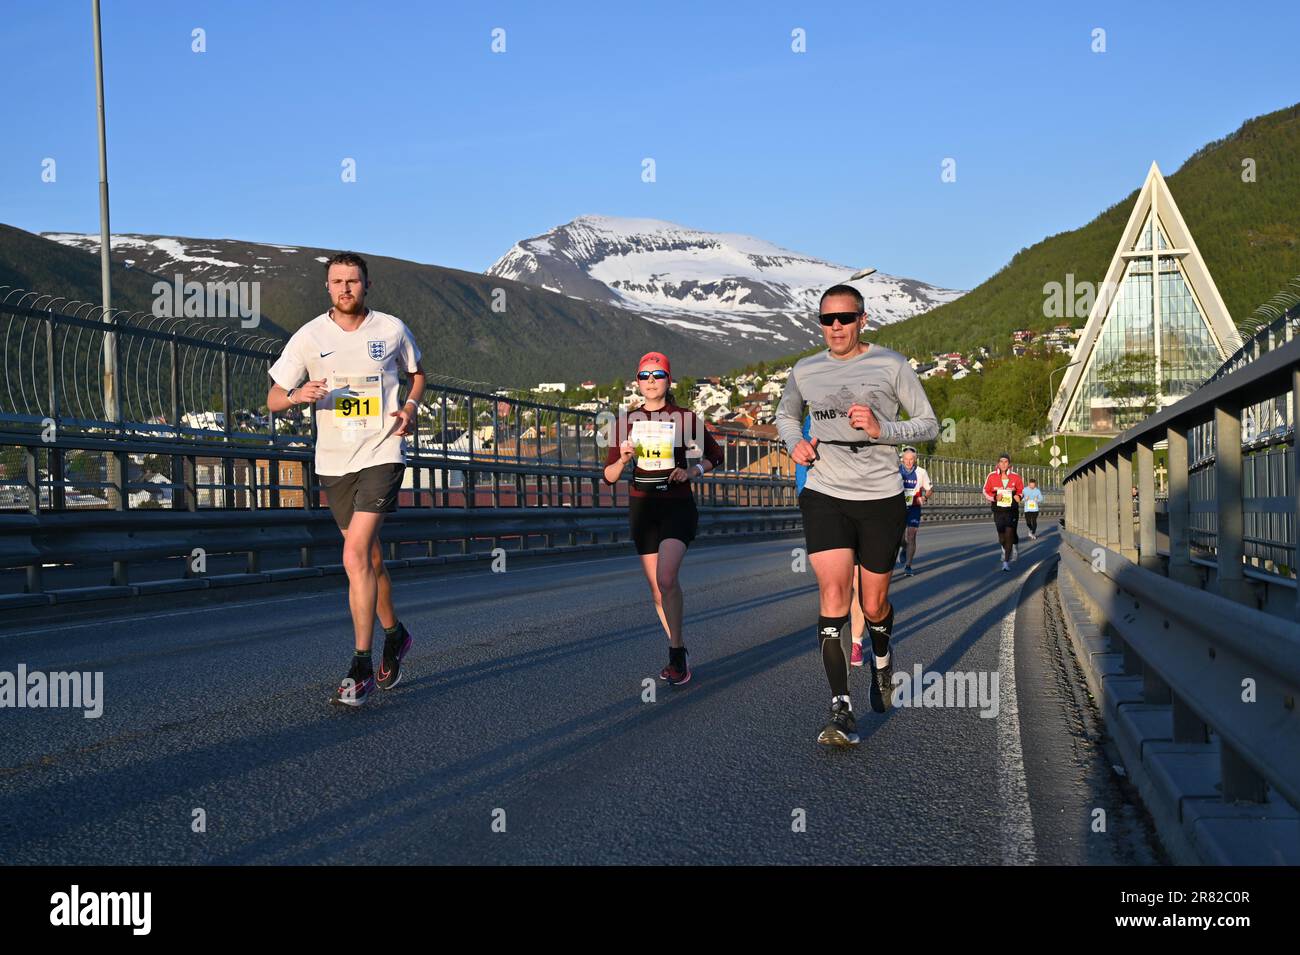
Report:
0,522,1160,865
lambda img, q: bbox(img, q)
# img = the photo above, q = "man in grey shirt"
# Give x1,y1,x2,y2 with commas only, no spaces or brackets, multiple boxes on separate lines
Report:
776,284,939,746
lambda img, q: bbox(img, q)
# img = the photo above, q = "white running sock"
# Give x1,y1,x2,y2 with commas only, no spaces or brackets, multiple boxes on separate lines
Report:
832,694,852,710
874,652,891,669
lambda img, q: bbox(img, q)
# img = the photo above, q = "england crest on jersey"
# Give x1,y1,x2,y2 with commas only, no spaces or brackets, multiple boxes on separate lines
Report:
367,340,385,361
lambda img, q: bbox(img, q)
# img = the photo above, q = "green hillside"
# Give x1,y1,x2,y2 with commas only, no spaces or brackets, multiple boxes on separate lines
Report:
871,103,1300,358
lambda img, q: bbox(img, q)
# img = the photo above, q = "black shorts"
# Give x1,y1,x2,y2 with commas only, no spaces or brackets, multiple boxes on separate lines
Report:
798,488,907,574
629,495,698,555
992,505,1020,533
319,463,404,531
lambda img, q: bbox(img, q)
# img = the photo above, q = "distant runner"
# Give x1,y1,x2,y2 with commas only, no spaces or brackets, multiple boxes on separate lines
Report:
1022,478,1043,540
982,454,1024,572
896,446,933,576
777,284,939,746
267,252,426,706
603,352,723,686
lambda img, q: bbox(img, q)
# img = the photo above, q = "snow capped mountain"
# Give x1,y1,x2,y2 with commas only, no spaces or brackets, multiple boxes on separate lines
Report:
41,233,327,278
487,215,964,351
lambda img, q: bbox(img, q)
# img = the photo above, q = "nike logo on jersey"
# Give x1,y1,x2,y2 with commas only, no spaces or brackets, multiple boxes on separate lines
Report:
320,351,335,357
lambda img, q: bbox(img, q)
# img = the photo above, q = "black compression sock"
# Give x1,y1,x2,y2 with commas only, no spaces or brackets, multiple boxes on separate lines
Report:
383,621,403,638
867,603,894,659
818,614,851,698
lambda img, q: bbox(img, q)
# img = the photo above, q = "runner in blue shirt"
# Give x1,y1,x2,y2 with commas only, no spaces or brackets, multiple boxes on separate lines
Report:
1022,478,1043,540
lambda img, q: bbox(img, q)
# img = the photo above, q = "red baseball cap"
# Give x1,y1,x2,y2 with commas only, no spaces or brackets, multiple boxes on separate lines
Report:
638,352,671,377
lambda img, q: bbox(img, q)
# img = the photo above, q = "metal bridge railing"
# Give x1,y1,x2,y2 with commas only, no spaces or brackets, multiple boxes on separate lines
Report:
1064,332,1298,617
1059,331,1299,820
0,294,1062,600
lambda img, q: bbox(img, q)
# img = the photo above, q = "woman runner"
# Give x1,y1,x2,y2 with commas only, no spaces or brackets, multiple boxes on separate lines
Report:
603,352,723,685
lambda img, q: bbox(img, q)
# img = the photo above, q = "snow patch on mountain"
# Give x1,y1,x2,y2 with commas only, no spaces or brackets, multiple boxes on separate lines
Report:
487,215,964,353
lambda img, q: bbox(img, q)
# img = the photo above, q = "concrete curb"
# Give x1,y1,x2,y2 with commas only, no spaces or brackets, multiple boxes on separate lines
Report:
1056,561,1300,865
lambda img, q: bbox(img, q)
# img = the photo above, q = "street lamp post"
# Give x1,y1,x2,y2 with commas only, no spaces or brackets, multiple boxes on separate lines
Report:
1047,360,1081,480
92,0,118,425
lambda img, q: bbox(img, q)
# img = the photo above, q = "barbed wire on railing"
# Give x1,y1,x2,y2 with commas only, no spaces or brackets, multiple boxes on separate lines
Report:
0,288,286,438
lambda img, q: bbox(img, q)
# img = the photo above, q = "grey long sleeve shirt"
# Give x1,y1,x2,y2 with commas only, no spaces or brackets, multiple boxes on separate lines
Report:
775,344,940,501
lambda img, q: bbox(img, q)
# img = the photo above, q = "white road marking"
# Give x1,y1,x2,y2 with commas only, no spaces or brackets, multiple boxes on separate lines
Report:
996,567,1038,865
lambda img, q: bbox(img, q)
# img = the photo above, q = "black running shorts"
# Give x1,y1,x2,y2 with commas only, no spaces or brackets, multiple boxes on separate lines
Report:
992,505,1020,534
798,488,907,574
319,463,405,530
629,495,699,555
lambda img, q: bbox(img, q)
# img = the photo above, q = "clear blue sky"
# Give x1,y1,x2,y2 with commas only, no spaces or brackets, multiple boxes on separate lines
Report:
3,0,1296,291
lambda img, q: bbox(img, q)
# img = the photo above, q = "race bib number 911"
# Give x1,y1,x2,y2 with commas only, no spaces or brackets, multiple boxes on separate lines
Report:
332,374,382,429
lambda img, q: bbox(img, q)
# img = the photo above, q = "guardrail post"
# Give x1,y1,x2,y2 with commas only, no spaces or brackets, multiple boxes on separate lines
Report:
1166,424,1197,586
1117,446,1136,561
1083,467,1095,538
112,449,129,585
1293,366,1300,622
1220,743,1267,804
1104,456,1120,550
1171,691,1207,744
1141,665,1171,705
24,445,42,593
1136,437,1159,568
300,460,316,568
1214,399,1252,606
221,352,234,510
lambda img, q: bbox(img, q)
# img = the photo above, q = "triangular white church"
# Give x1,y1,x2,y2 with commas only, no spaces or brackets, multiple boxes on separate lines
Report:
1049,162,1239,435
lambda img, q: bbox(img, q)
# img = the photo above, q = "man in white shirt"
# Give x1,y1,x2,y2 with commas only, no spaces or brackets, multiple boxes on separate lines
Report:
896,446,933,576
267,253,427,706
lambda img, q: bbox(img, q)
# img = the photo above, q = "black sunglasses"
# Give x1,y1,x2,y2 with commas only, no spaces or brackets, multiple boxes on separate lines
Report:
637,369,669,380
818,311,863,327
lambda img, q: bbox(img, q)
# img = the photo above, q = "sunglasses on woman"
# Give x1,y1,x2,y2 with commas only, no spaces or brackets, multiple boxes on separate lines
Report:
637,369,669,380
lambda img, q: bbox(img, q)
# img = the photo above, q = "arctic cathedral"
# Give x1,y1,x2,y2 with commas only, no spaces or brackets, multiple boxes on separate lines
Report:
1049,163,1239,437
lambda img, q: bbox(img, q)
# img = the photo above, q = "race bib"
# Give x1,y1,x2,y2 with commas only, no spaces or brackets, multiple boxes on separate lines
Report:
995,487,1014,508
1024,499,1039,512
631,420,677,473
331,374,382,430
907,487,922,506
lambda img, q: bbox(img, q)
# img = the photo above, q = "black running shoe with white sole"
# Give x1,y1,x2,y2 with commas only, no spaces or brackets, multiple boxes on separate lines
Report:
377,625,412,690
331,657,375,707
817,699,859,747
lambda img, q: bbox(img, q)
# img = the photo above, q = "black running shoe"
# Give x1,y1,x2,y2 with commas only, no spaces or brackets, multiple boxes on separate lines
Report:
872,658,895,712
377,625,413,690
664,645,691,686
331,656,375,707
817,699,859,747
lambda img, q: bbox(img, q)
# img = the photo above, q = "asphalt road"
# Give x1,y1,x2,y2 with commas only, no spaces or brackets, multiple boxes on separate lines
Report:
0,519,1161,864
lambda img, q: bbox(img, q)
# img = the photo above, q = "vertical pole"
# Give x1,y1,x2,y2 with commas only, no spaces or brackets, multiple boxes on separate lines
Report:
1104,457,1120,549
92,0,118,425
1214,399,1251,606
1117,446,1136,561
1137,437,1158,568
1166,423,1196,586
24,446,42,593
1294,367,1300,622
